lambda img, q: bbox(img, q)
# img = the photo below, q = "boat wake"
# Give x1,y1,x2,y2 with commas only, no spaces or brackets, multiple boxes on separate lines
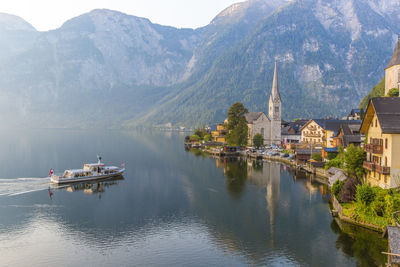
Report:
0,177,51,196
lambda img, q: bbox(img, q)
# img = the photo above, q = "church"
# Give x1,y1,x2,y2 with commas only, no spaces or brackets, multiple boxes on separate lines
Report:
245,60,281,146
385,38,400,95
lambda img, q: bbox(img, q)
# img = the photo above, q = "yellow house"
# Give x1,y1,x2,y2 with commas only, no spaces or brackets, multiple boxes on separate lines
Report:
385,38,400,95
360,97,400,189
211,123,227,143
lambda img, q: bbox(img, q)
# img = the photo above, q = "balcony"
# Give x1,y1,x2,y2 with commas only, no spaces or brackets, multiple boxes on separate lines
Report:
364,144,373,153
363,161,375,171
304,133,321,138
375,165,391,175
363,143,383,154
363,161,391,175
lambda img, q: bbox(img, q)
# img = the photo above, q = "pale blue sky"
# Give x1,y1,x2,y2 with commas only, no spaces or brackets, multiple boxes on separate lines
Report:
1,0,240,31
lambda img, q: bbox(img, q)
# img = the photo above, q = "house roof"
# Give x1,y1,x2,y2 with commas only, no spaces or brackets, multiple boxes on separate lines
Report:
388,226,400,264
336,124,362,147
300,119,361,135
245,112,269,124
386,39,400,69
361,97,400,134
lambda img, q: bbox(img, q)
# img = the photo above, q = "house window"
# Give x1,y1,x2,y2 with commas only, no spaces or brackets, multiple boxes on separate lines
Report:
375,119,378,127
385,138,388,149
379,173,381,180
275,107,279,113
385,156,387,166
384,175,387,183
261,128,264,137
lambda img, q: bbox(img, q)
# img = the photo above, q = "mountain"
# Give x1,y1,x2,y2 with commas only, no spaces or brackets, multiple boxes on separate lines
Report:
135,0,400,127
0,9,199,128
0,0,399,128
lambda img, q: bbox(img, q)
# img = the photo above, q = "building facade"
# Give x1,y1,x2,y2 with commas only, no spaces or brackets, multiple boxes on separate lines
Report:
360,97,400,189
300,120,324,146
246,59,281,146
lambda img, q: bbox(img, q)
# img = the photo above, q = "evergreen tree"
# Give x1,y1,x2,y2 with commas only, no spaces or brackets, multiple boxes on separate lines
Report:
226,102,248,146
227,102,248,130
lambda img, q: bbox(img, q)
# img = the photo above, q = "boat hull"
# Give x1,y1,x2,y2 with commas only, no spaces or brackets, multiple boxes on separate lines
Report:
50,168,125,184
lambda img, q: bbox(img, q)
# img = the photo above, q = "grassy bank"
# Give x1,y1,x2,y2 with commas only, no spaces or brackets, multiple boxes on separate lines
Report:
333,181,400,232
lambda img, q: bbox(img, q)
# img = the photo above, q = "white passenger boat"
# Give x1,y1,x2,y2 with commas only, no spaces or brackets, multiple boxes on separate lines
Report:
50,156,125,184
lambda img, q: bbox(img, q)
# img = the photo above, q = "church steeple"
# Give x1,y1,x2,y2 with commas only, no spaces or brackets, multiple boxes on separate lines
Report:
270,58,281,103
268,58,282,145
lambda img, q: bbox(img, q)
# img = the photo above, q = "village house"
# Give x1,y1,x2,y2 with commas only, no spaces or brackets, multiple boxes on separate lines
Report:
246,59,281,146
281,119,308,147
344,109,361,120
333,124,362,148
300,119,362,159
360,97,400,189
211,121,228,143
299,119,325,146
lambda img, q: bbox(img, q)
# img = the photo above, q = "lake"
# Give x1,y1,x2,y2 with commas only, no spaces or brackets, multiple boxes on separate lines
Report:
0,130,387,266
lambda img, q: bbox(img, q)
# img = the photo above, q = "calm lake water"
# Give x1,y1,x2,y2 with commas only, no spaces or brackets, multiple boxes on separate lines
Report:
0,130,388,266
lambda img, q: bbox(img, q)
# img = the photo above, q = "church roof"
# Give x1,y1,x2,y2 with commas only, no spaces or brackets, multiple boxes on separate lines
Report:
386,39,400,69
245,112,269,124
270,59,281,102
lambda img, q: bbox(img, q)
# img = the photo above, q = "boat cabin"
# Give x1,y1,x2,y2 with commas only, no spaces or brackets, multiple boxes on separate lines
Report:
62,163,119,178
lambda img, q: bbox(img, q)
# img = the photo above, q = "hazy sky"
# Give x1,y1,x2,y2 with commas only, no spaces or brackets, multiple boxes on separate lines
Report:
0,0,240,31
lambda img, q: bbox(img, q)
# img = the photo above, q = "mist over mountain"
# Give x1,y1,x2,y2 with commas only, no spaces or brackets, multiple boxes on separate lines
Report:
0,0,399,128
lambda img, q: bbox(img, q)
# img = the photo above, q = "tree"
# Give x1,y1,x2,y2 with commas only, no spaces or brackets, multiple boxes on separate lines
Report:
312,152,322,162
339,177,359,203
253,133,264,148
227,102,248,130
190,134,200,141
343,144,365,179
226,102,249,146
194,126,208,139
203,134,211,142
228,119,248,146
387,88,399,97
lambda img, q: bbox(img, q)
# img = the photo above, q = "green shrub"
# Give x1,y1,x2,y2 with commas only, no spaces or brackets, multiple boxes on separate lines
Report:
325,156,344,170
371,188,387,216
312,152,322,162
356,183,375,205
332,180,344,201
327,152,338,160
190,134,201,141
203,134,211,142
387,88,399,97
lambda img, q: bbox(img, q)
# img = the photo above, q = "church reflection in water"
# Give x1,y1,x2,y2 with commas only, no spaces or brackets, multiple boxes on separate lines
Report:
214,157,331,246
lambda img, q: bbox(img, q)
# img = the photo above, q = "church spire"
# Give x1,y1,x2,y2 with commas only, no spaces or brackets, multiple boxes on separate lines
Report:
386,37,400,69
271,58,281,102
